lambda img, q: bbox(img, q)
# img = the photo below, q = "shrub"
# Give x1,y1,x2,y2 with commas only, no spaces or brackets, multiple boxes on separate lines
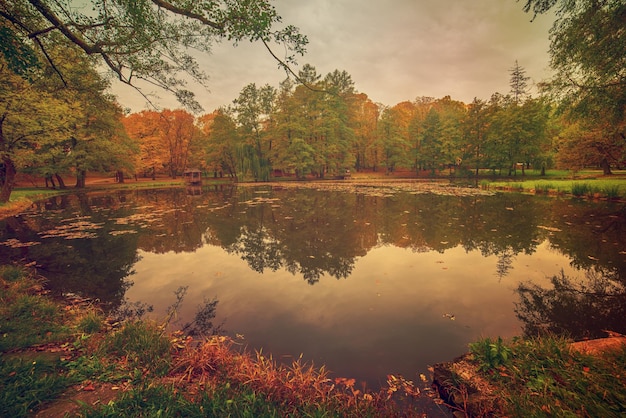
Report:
571,182,591,196
602,184,621,199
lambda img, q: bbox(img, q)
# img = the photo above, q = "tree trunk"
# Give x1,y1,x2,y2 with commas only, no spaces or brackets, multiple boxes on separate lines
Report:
54,173,66,189
45,175,56,189
75,170,86,188
116,170,125,183
0,157,16,203
600,158,612,175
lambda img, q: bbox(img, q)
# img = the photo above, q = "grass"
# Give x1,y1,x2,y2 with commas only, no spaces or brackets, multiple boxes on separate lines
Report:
0,266,71,351
485,176,625,199
0,355,77,417
465,336,626,416
0,264,424,417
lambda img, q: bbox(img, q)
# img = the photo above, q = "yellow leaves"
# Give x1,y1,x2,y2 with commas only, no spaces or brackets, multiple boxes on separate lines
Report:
386,374,420,399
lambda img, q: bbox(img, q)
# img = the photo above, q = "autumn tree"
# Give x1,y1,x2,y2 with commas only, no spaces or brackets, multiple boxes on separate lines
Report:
123,111,164,179
351,93,379,171
159,109,199,178
1,0,308,112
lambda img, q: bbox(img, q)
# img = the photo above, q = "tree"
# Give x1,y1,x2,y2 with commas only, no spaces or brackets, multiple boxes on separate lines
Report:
123,111,164,179
44,46,138,188
0,0,308,111
522,0,626,171
200,109,243,181
419,108,443,174
509,60,530,105
124,109,198,179
351,93,379,171
0,55,77,202
232,83,276,181
377,106,411,173
463,98,490,177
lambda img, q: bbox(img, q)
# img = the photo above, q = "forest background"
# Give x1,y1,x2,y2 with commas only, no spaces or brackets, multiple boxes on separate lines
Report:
1,0,625,203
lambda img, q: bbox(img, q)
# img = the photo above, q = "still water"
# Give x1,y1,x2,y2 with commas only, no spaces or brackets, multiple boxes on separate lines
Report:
1,181,625,389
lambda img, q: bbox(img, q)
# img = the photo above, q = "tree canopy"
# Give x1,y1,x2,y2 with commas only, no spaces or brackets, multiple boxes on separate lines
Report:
0,0,308,112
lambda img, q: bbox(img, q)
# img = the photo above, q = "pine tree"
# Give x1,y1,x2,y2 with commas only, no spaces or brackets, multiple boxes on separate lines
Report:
509,60,530,105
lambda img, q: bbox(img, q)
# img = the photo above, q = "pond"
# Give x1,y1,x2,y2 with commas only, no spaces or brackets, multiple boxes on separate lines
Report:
1,181,625,391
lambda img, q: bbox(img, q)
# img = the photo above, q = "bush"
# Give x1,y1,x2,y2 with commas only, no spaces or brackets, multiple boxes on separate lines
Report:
571,182,591,196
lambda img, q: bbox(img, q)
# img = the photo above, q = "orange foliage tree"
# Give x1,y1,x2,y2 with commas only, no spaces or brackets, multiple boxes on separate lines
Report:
124,109,201,178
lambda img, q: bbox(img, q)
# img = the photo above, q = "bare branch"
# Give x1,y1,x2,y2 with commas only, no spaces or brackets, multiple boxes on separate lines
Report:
150,0,224,31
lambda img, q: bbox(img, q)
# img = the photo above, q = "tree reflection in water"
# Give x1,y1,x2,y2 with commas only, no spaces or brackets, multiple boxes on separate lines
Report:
516,267,626,339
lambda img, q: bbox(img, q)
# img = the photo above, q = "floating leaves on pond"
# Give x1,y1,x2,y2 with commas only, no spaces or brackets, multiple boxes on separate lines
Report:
0,238,41,248
39,220,104,240
239,180,496,198
109,230,138,236
443,313,456,320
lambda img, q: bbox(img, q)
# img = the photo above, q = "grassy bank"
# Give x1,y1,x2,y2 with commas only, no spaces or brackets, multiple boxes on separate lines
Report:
0,265,432,417
454,336,626,416
479,170,626,200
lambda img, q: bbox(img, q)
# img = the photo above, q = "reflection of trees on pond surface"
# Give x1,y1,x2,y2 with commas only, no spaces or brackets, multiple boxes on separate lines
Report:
1,185,625,311
515,268,626,339
210,190,550,283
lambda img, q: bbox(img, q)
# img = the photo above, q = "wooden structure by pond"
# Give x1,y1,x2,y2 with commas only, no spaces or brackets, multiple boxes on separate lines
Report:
183,169,202,185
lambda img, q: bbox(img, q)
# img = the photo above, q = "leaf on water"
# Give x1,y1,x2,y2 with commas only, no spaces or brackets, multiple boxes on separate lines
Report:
109,230,138,236
538,225,562,232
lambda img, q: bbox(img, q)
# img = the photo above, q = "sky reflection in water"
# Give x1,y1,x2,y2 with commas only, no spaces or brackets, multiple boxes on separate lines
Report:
125,236,577,388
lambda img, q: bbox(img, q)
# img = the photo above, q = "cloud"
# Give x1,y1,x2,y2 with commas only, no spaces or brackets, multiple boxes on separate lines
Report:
110,0,554,112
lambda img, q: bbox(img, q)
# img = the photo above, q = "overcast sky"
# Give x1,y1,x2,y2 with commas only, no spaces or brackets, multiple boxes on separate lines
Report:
110,0,555,113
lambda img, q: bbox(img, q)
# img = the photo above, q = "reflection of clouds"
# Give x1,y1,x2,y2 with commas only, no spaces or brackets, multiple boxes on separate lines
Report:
124,240,579,387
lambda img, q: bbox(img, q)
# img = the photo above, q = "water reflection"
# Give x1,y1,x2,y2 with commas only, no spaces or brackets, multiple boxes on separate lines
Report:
1,184,625,386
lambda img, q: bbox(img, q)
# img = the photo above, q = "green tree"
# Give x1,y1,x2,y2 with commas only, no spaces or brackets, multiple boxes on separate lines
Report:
509,60,530,105
201,108,243,181
1,0,307,111
377,106,411,173
319,69,357,175
0,55,77,202
434,96,466,175
419,108,443,174
232,83,276,181
522,0,626,173
463,98,490,177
